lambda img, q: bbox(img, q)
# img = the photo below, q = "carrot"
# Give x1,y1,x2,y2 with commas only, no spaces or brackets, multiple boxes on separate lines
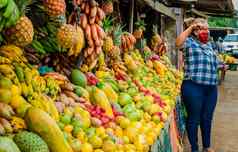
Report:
96,24,105,39
85,3,90,14
97,8,105,20
80,14,88,29
90,6,97,17
89,16,96,24
125,35,131,49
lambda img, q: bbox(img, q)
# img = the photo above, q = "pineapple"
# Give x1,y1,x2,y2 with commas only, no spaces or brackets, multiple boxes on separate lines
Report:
57,24,84,51
4,16,34,47
103,36,114,53
133,19,146,39
43,0,66,16
102,0,114,15
109,45,121,59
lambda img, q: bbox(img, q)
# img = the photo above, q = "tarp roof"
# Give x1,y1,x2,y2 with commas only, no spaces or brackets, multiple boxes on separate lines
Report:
168,0,237,17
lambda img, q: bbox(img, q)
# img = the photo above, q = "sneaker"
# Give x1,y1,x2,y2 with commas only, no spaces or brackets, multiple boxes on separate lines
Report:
203,148,215,152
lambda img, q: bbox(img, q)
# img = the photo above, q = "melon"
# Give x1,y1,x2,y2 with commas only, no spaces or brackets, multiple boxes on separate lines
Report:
71,69,87,87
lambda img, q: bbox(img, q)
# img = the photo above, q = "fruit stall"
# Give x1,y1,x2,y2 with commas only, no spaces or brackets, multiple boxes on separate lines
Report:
0,0,185,152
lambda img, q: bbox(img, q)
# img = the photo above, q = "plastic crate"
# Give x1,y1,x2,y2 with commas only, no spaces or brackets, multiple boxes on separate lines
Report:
229,64,238,71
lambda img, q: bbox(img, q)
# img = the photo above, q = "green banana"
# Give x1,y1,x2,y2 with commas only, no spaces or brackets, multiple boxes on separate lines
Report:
0,18,6,32
31,40,46,54
14,64,25,82
3,0,16,18
0,0,8,9
5,6,20,28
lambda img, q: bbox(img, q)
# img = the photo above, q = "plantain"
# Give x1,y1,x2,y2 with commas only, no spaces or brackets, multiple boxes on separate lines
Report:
0,118,13,133
0,45,23,57
21,82,29,97
0,64,15,76
0,103,15,120
23,68,32,85
0,56,11,64
0,123,5,135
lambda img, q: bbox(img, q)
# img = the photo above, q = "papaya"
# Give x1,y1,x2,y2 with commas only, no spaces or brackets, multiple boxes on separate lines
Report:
0,89,12,104
92,87,113,117
71,69,87,87
11,95,31,118
11,85,21,96
97,82,118,103
0,76,12,89
0,136,21,152
25,107,73,152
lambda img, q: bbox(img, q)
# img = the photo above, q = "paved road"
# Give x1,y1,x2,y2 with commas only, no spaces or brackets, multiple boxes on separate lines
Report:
184,71,238,152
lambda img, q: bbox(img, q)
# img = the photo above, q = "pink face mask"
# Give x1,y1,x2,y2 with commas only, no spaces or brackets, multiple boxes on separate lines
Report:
198,30,209,44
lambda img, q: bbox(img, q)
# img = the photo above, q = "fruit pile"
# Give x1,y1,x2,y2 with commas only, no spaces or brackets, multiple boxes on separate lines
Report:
0,0,183,152
218,54,237,64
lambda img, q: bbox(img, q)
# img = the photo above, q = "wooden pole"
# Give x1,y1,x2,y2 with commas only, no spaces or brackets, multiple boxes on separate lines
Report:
129,0,135,33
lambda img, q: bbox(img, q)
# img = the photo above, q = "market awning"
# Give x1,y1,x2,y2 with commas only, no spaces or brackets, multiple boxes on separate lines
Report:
140,0,176,20
168,0,237,17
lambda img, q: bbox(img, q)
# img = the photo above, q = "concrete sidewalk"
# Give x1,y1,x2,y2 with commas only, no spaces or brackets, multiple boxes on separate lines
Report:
184,71,238,152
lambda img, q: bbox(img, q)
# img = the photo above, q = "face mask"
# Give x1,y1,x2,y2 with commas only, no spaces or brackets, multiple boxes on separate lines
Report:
198,30,209,44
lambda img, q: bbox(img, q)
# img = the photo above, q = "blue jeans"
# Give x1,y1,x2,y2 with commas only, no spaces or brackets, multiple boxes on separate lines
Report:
181,80,218,152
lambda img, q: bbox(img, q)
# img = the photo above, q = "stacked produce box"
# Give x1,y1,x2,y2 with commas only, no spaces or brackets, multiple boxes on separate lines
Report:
0,0,183,152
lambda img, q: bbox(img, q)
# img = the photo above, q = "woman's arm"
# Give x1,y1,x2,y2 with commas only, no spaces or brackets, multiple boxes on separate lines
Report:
175,24,200,48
